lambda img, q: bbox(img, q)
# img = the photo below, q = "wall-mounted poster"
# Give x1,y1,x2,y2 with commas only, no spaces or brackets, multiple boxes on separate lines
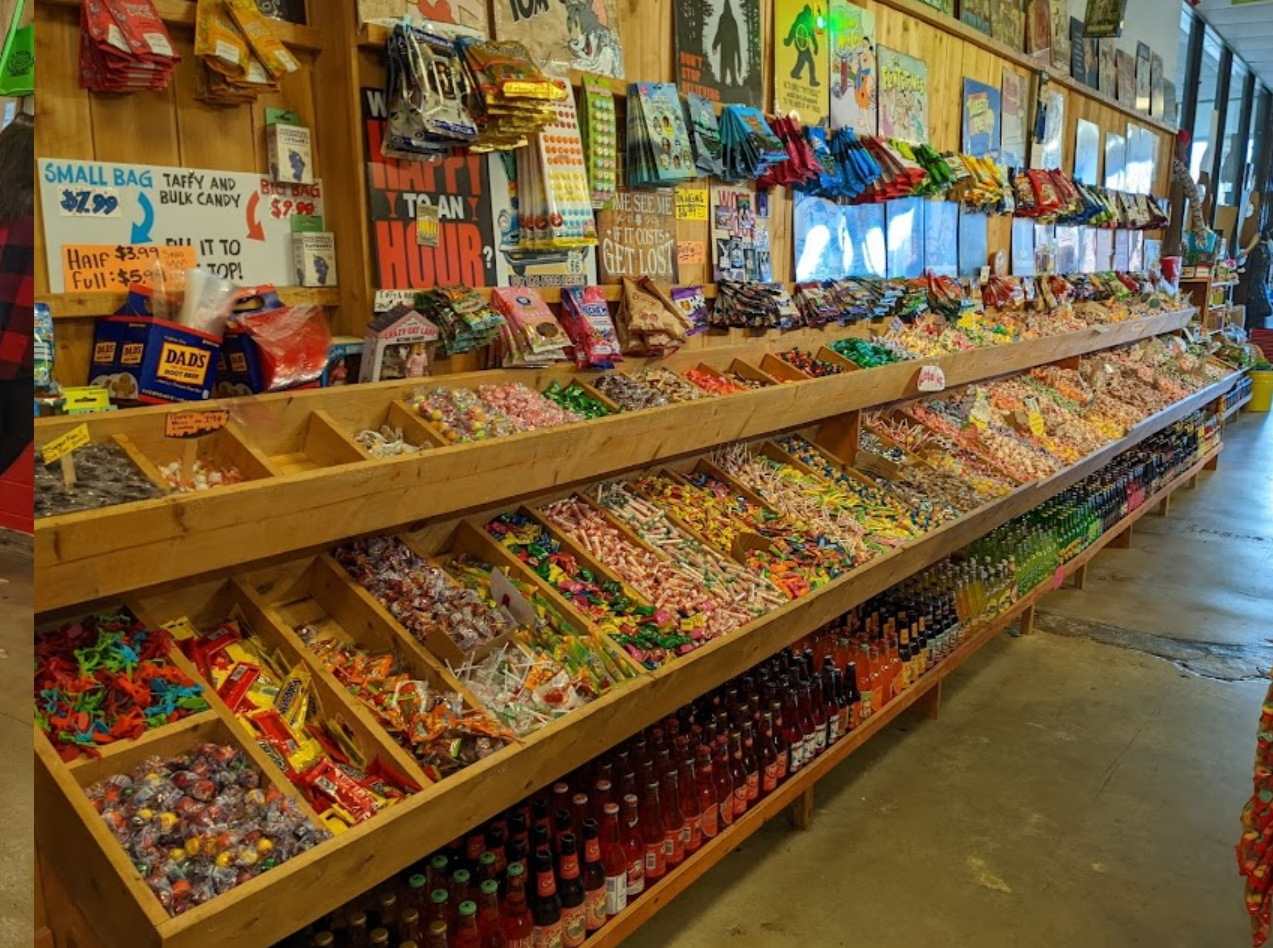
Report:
1069,18,1087,83
362,87,494,290
878,47,928,142
1085,36,1100,88
1098,39,1115,98
675,0,764,108
992,0,1024,51
962,78,1001,159
1134,42,1151,114
886,198,924,279
1115,48,1135,107
916,0,954,13
357,0,488,34
1074,118,1101,185
1011,216,1035,276
842,203,887,277
794,193,847,280
489,153,596,289
711,183,771,281
1113,229,1130,271
1104,132,1127,190
1082,0,1127,38
958,209,989,277
1077,226,1097,272
596,189,677,283
1026,0,1051,59
1095,228,1113,270
774,0,830,124
961,0,993,35
493,0,624,78
1050,0,1070,74
1150,52,1164,118
830,1,877,133
1055,225,1078,274
923,200,958,277
1163,81,1177,125
1000,67,1028,168
1031,88,1064,170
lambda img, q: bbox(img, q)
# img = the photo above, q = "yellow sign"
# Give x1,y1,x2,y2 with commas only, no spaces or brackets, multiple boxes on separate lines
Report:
61,244,197,294
677,240,707,266
1028,412,1046,436
41,424,90,463
675,187,708,221
61,386,113,414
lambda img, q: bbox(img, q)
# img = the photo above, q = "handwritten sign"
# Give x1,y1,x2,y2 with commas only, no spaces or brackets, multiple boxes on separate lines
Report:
62,243,197,294
678,241,707,266
59,186,120,218
917,364,946,392
675,186,708,221
165,409,230,439
42,424,91,464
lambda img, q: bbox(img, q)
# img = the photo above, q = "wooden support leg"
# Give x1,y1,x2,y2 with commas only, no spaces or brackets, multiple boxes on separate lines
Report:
1188,473,1199,489
1018,603,1036,636
791,787,815,831
1072,563,1088,590
1110,525,1133,549
912,680,942,720
1204,454,1219,471
1156,492,1171,517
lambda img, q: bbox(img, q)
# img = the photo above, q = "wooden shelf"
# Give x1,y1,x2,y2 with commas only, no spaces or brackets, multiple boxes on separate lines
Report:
35,424,1227,948
38,286,341,320
33,309,1194,614
40,0,325,50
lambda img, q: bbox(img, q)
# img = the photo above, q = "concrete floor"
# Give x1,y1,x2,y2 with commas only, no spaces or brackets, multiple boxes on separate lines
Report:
627,412,1273,948
0,550,31,948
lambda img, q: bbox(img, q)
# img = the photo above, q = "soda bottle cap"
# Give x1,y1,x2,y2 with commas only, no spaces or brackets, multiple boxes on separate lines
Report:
603,802,619,815
507,862,525,878
452,869,471,884
430,889,449,905
408,873,427,890
480,879,499,895
479,852,496,866
460,901,477,917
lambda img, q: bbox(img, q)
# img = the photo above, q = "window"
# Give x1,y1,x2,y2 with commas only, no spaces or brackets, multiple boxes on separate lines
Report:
1171,4,1193,126
1189,30,1224,184
1216,61,1249,211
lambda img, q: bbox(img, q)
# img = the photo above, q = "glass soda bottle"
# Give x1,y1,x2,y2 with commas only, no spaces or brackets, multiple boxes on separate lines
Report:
619,794,646,901
758,711,780,795
599,802,628,918
740,723,760,803
475,881,501,948
529,850,562,948
555,834,586,948
580,819,607,934
780,684,804,774
695,744,719,841
500,862,534,948
677,751,703,854
452,902,481,948
639,781,668,883
712,735,735,829
659,769,686,869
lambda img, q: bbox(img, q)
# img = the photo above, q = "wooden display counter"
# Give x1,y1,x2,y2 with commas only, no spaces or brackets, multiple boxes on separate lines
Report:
35,308,1193,613
35,339,1236,948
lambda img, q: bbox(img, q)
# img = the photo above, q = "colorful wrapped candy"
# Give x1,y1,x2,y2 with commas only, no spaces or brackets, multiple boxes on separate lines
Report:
86,742,328,915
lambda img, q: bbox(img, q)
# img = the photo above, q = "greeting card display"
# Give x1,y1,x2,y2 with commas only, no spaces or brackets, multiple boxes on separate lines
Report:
626,82,697,188
674,0,764,108
878,47,928,143
829,1,876,134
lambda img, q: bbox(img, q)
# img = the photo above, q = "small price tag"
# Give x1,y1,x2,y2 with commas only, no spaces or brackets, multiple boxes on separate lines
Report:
290,214,326,233
417,202,440,247
490,568,536,628
41,424,91,464
917,364,946,392
164,409,230,439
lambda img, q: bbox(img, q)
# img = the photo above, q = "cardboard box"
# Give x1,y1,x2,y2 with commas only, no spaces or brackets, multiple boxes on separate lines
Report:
359,307,439,383
90,315,219,403
292,232,337,287
322,337,363,386
266,123,314,185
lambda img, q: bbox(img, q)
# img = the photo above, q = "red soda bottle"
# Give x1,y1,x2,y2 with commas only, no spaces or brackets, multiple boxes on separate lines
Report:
695,745,719,841
638,781,667,883
619,794,645,901
599,802,628,918
659,769,686,869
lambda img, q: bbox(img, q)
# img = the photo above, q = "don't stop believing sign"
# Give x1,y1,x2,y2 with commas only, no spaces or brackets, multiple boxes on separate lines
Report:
361,87,496,290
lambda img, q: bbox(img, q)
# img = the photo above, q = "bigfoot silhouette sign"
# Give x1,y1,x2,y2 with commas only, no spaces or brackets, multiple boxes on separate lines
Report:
774,0,828,124
675,0,763,108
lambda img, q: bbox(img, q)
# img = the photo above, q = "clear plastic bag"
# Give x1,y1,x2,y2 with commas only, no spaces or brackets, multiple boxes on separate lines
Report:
233,304,331,391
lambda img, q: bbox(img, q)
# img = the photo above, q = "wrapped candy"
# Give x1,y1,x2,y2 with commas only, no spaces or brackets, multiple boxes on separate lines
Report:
409,386,515,444
85,743,328,915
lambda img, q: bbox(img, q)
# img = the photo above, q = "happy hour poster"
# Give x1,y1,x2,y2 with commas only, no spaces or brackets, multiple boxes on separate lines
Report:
492,0,625,77
829,1,876,134
878,47,928,144
962,78,1001,159
675,0,764,108
773,0,829,124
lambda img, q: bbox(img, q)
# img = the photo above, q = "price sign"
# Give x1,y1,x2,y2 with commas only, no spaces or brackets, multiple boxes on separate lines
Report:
164,409,230,439
917,365,946,392
59,187,121,218
41,424,91,463
62,244,197,294
269,197,317,219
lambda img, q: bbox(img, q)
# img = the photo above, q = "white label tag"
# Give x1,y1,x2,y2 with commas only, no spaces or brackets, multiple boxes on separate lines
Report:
106,23,130,53
917,364,946,392
490,568,536,628
215,39,241,65
144,32,174,58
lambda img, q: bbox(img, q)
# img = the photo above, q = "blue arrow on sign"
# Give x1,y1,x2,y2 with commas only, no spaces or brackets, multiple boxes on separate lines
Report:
131,193,155,243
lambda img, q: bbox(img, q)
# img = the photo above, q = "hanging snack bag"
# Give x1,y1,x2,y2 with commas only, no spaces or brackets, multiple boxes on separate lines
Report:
560,286,623,370
225,0,299,79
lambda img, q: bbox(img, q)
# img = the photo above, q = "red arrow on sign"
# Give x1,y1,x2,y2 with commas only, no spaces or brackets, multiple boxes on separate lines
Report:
246,190,265,241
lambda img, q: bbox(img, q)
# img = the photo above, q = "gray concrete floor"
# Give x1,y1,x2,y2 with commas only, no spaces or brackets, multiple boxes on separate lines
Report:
626,411,1273,948
0,550,31,948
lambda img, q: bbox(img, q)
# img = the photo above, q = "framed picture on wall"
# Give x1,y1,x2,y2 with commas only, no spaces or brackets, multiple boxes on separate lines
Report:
960,0,993,36
1098,39,1115,97
991,0,1025,51
1074,119,1101,185
1082,0,1126,39
1134,42,1151,114
1150,52,1164,118
1050,0,1070,74
1115,48,1135,107
958,209,989,277
1025,0,1051,59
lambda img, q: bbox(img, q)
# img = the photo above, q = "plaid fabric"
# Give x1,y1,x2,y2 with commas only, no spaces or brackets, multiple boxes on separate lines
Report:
0,215,33,381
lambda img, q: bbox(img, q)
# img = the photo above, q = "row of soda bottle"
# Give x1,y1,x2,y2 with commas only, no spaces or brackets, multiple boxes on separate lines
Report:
275,413,1216,948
